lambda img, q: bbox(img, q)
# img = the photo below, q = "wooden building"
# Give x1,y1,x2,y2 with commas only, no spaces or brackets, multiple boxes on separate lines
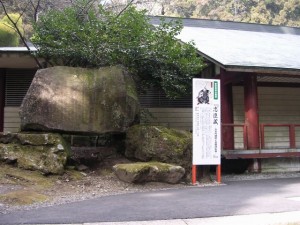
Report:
1,17,300,172
0,47,39,133
144,17,300,172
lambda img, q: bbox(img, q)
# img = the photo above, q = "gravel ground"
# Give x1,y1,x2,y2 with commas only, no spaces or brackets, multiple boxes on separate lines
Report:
1,162,300,215
218,171,300,182
0,164,187,214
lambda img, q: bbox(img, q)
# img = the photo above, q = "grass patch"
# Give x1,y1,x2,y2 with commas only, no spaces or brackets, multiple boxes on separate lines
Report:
0,163,55,190
0,190,48,205
64,168,84,180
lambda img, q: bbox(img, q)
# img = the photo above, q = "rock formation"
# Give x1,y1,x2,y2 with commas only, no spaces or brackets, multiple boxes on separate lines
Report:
125,125,192,177
0,133,69,174
113,162,185,184
20,66,140,135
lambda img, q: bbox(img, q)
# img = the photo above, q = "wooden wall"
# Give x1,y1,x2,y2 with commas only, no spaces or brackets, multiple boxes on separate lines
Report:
3,86,300,151
4,107,20,132
142,108,192,130
233,86,300,149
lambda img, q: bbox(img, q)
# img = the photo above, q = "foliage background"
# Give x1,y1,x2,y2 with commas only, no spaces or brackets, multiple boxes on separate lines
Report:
1,0,299,97
31,4,204,98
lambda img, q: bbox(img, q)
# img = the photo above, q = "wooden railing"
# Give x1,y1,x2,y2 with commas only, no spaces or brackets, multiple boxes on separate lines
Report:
222,123,300,150
222,123,248,150
222,123,300,159
260,124,300,149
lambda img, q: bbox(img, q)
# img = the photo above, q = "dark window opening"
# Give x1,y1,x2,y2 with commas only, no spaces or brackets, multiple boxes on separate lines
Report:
5,69,36,107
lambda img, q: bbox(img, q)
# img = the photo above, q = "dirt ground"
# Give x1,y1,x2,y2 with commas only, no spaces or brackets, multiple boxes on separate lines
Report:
0,157,187,214
1,157,299,215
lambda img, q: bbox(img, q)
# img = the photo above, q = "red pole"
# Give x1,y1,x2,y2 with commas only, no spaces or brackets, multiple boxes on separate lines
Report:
192,165,197,185
244,74,260,149
260,124,265,149
290,125,296,148
0,70,5,132
216,164,221,183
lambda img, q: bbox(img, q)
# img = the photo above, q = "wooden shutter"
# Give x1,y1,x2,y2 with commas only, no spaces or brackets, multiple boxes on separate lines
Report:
5,69,35,107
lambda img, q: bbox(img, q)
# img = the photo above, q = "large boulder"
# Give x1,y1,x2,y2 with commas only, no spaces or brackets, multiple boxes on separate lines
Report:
20,66,140,134
125,125,192,176
113,162,185,184
0,133,69,174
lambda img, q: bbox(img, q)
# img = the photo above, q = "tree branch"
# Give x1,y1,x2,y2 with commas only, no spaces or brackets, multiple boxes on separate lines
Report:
29,0,42,22
115,0,135,18
0,0,43,68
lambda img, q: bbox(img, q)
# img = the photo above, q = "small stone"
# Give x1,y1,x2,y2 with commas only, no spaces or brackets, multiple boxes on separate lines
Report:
77,164,89,171
80,172,87,176
57,144,64,150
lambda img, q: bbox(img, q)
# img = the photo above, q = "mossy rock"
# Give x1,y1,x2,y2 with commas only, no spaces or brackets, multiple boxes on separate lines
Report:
20,66,140,135
125,125,192,177
113,162,185,184
0,133,70,174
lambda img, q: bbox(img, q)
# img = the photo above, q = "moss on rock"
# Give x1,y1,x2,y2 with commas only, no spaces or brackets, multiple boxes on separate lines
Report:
113,161,185,184
20,66,140,135
0,133,70,174
125,125,192,177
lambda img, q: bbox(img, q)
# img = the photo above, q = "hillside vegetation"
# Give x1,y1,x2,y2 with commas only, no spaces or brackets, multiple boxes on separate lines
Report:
162,0,300,27
0,0,299,43
99,0,300,27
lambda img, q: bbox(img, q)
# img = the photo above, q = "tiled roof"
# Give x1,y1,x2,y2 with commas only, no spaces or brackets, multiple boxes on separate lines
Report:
150,16,300,73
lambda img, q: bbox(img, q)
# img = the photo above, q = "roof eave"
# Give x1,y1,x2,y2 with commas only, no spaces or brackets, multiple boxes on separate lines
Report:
224,65,300,75
197,50,300,75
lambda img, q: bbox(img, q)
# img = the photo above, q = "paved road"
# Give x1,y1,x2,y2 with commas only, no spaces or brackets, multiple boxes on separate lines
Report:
1,177,300,225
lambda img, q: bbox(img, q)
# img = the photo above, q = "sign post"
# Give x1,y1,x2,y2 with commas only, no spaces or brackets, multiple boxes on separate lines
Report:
192,78,221,184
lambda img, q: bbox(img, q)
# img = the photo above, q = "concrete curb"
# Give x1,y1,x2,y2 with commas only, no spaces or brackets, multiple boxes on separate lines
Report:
33,211,300,225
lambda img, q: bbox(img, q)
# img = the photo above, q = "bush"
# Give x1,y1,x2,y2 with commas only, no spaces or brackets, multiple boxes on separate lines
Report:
0,23,19,46
0,13,23,47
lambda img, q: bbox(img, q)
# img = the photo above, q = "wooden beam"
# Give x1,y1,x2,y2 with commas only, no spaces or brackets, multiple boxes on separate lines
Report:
221,69,234,149
0,69,5,132
223,152,300,159
220,69,242,85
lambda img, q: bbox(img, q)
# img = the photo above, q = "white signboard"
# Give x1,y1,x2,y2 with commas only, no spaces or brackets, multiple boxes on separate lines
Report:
193,78,221,165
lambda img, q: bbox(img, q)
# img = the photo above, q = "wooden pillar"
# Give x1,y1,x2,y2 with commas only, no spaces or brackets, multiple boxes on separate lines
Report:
221,69,234,149
0,69,5,132
244,74,259,149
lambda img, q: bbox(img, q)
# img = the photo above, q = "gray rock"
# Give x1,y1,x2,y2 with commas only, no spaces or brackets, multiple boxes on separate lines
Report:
0,133,69,174
20,66,140,135
113,162,185,184
77,164,89,171
125,125,192,177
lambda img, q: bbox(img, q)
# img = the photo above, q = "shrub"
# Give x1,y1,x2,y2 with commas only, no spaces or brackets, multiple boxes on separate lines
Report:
0,13,23,47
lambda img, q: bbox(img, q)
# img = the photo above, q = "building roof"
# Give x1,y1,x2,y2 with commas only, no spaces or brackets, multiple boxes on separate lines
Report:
0,46,37,53
150,17,300,74
0,45,39,69
2,19,300,74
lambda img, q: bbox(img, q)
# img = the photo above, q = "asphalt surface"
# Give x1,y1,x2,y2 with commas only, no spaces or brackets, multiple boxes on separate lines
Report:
1,177,300,225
